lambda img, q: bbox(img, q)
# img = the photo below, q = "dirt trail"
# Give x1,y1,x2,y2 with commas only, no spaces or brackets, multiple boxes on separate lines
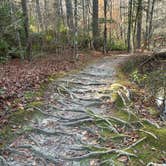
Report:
1,55,129,166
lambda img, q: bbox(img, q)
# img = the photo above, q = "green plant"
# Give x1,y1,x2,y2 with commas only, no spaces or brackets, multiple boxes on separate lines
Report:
107,39,127,51
0,39,9,56
131,70,147,85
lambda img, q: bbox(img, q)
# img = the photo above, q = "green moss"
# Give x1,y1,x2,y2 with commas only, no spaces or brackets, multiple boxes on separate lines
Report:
128,126,166,165
0,108,36,148
28,101,43,107
0,89,44,148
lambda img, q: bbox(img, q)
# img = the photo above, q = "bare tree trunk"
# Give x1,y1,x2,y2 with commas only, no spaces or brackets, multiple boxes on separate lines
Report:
148,0,156,47
103,0,107,54
44,0,48,32
86,0,92,49
136,0,142,49
65,0,74,31
35,0,43,32
82,0,87,36
145,0,151,49
127,0,133,52
21,0,31,61
74,0,78,58
92,0,99,49
109,0,112,46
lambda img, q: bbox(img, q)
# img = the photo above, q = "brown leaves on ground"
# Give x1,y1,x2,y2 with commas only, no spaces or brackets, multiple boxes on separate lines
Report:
0,53,95,127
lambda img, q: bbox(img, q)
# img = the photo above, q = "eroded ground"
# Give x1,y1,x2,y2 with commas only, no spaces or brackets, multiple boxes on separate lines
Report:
0,55,128,166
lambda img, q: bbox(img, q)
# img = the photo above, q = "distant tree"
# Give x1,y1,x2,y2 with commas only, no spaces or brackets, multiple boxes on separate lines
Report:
35,0,43,32
74,0,78,58
65,0,74,31
148,0,156,47
92,0,99,49
127,0,133,52
21,0,31,60
103,0,107,54
136,0,142,49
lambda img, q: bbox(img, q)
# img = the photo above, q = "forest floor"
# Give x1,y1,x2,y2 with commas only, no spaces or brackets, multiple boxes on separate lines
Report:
0,51,102,131
0,52,165,166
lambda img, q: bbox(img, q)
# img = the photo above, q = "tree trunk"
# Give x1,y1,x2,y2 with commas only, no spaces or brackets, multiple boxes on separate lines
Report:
10,0,23,59
136,0,142,49
103,0,107,54
35,0,43,32
44,0,48,32
109,0,112,46
21,0,31,60
148,0,156,47
74,0,78,58
92,0,99,49
145,0,151,48
127,0,133,52
65,0,74,31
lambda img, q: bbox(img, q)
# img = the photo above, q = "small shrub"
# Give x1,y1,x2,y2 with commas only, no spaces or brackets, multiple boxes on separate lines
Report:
107,39,127,51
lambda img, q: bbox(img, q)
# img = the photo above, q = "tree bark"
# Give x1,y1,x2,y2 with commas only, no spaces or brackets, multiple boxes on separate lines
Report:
21,0,31,60
103,0,107,54
145,0,151,48
35,0,43,31
136,0,142,49
127,0,133,52
65,0,74,31
74,0,78,58
92,0,99,49
148,0,156,45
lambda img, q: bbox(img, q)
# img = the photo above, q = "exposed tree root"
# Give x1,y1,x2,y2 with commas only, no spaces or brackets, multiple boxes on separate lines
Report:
29,127,73,136
124,137,147,151
56,84,76,99
33,106,59,119
34,106,89,122
17,127,73,137
55,115,91,123
141,119,160,129
85,110,119,134
60,118,93,126
80,72,111,78
58,80,107,86
0,156,8,166
61,149,137,161
5,147,27,156
16,145,61,164
28,135,41,146
49,105,86,113
139,129,158,139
